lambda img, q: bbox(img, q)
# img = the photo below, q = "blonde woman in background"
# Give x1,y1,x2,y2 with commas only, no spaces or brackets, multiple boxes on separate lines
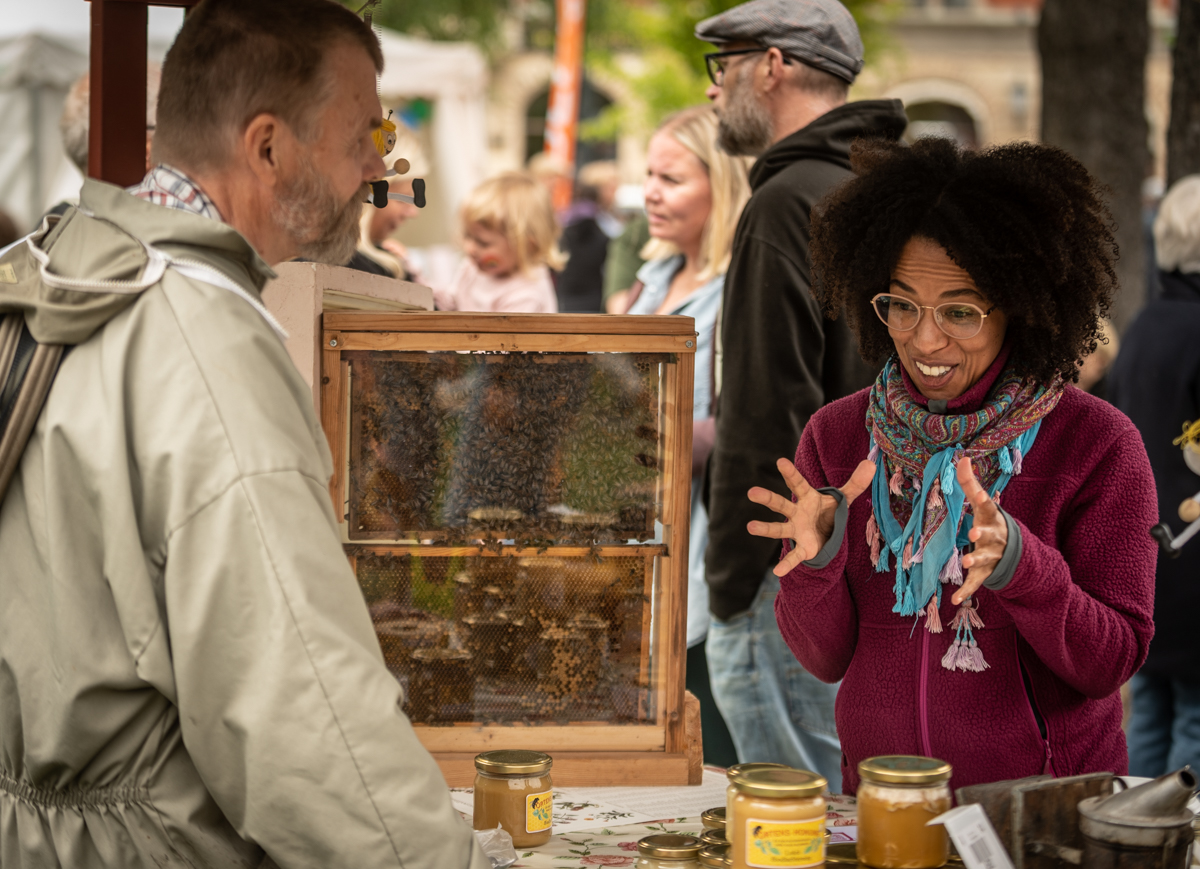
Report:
627,104,751,765
434,171,566,313
349,125,429,281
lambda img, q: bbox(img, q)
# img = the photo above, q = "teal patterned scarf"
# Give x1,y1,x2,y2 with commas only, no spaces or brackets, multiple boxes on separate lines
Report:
864,356,1064,672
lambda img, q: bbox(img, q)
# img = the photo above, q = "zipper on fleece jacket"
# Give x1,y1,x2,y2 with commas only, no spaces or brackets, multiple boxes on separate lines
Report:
919,629,933,756
1019,656,1055,776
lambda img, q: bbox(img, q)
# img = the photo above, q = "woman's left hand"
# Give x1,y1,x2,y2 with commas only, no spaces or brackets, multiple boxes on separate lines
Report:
952,456,1009,606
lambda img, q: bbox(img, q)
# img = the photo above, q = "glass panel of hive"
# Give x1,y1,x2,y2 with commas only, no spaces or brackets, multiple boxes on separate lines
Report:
355,552,656,725
345,351,668,545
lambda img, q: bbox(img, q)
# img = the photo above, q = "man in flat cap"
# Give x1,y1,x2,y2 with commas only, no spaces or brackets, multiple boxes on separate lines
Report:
696,0,907,790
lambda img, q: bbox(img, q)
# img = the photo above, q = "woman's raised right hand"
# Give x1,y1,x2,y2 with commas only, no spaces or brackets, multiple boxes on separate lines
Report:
747,458,877,577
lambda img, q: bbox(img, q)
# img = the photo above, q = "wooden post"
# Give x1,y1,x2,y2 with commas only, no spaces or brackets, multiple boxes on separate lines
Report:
87,0,201,185
89,0,148,185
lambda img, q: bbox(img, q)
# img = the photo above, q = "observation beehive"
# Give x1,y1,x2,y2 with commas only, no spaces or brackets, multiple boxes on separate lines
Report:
321,312,697,786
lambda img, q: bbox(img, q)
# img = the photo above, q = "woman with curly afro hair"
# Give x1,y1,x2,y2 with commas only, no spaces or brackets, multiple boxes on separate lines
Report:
745,137,1158,793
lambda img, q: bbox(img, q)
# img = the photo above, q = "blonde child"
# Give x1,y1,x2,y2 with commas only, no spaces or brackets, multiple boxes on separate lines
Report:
435,171,566,313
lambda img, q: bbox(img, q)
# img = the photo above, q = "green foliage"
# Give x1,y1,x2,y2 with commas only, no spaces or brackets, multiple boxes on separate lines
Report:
347,0,895,134
583,0,896,138
344,0,506,46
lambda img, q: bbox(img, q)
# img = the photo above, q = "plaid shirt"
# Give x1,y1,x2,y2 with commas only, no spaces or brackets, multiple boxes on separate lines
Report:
127,164,224,223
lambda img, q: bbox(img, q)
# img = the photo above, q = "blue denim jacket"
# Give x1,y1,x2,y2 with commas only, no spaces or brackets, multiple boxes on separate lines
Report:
628,255,725,645
628,255,724,419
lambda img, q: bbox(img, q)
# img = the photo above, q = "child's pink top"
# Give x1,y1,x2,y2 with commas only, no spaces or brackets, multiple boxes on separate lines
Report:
434,259,558,313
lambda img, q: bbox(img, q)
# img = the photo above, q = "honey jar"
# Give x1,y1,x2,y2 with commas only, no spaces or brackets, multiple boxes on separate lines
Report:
636,834,703,868
855,756,952,869
700,846,732,867
472,750,554,847
728,767,827,869
725,763,790,819
700,828,728,852
702,806,727,832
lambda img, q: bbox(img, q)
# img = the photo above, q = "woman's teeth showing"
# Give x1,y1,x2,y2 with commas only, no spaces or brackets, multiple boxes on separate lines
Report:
916,361,953,378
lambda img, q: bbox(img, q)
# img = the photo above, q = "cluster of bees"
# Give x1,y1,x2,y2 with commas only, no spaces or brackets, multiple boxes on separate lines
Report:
357,552,651,725
347,351,665,544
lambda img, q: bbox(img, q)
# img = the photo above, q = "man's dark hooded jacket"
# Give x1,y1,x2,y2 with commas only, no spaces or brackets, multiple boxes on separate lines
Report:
1109,268,1200,680
705,99,908,620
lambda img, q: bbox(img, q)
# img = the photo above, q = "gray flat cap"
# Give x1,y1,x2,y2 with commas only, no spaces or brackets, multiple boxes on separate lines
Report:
695,0,864,84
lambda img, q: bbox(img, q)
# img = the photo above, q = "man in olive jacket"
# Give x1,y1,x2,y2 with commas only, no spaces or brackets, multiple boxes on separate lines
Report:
0,2,487,867
696,0,907,790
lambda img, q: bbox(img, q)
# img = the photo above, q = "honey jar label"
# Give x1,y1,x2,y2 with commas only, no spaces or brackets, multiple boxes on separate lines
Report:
525,791,552,833
743,817,825,868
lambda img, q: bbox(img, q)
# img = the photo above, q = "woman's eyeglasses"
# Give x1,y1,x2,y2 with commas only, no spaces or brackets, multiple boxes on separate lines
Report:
704,48,768,86
870,293,997,340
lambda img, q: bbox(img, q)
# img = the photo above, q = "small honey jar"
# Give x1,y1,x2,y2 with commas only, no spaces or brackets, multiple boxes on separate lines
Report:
472,750,554,847
699,846,732,867
636,834,703,868
855,756,952,868
701,806,727,832
728,767,827,869
700,828,728,853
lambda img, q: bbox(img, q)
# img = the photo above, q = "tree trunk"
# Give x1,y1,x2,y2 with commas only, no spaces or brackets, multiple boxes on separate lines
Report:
1038,0,1149,333
1167,0,1200,187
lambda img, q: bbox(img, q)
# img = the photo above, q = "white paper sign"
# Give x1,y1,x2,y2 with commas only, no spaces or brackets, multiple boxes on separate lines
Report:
927,804,1015,869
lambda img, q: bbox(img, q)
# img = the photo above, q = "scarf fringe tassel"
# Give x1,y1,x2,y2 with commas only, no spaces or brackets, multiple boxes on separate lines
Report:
924,598,942,633
941,599,989,672
939,548,963,585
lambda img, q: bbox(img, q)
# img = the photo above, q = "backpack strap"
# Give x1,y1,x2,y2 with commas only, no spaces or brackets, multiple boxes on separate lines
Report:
0,313,65,501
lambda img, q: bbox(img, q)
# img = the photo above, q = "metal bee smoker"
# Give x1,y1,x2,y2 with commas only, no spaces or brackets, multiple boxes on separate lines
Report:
1077,768,1197,869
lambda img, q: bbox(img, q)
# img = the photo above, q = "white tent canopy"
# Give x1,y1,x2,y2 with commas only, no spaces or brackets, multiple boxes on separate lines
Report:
0,33,88,232
0,19,487,237
376,29,488,237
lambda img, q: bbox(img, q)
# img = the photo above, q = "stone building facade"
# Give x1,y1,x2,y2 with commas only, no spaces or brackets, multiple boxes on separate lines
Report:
485,0,1178,186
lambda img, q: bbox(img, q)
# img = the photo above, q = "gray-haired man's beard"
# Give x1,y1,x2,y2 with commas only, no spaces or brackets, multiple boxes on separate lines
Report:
717,69,774,157
273,157,366,264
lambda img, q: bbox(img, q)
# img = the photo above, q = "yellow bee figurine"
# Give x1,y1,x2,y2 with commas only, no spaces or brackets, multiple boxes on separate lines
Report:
373,115,397,157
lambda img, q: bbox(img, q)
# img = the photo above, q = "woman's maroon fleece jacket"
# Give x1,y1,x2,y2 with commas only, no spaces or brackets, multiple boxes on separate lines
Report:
776,356,1158,794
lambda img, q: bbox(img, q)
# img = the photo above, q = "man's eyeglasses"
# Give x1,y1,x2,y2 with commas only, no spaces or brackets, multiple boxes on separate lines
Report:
870,293,998,340
704,48,770,86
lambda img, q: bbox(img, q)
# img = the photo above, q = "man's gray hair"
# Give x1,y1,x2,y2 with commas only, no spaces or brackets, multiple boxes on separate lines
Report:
1154,174,1200,274
791,59,850,102
59,64,161,174
153,0,383,173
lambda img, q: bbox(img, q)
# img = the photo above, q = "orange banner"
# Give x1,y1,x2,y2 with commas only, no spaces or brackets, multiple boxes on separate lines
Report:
543,0,587,211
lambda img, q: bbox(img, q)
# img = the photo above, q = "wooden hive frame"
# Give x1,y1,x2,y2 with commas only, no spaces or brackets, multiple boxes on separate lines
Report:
321,312,698,786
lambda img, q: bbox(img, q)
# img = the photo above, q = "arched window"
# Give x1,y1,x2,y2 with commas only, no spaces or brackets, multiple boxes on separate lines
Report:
904,101,979,148
525,78,616,167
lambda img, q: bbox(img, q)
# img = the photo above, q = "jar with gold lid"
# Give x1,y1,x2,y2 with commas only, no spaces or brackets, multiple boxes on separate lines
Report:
725,762,790,819
728,767,827,869
856,756,952,868
700,828,728,853
472,750,554,847
702,806,726,832
700,846,732,867
636,834,703,868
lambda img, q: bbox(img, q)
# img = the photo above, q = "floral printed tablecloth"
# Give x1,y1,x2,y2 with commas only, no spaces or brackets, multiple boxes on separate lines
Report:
501,795,858,868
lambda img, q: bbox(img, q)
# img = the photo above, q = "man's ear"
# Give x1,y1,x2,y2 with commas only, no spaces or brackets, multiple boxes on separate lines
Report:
242,112,289,188
760,47,791,94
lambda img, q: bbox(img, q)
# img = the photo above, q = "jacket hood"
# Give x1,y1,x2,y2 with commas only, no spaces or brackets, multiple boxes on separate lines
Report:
749,99,908,190
1158,269,1200,304
0,178,274,345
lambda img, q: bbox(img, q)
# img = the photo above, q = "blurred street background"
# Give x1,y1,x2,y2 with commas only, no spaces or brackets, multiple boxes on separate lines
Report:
1,0,1196,327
